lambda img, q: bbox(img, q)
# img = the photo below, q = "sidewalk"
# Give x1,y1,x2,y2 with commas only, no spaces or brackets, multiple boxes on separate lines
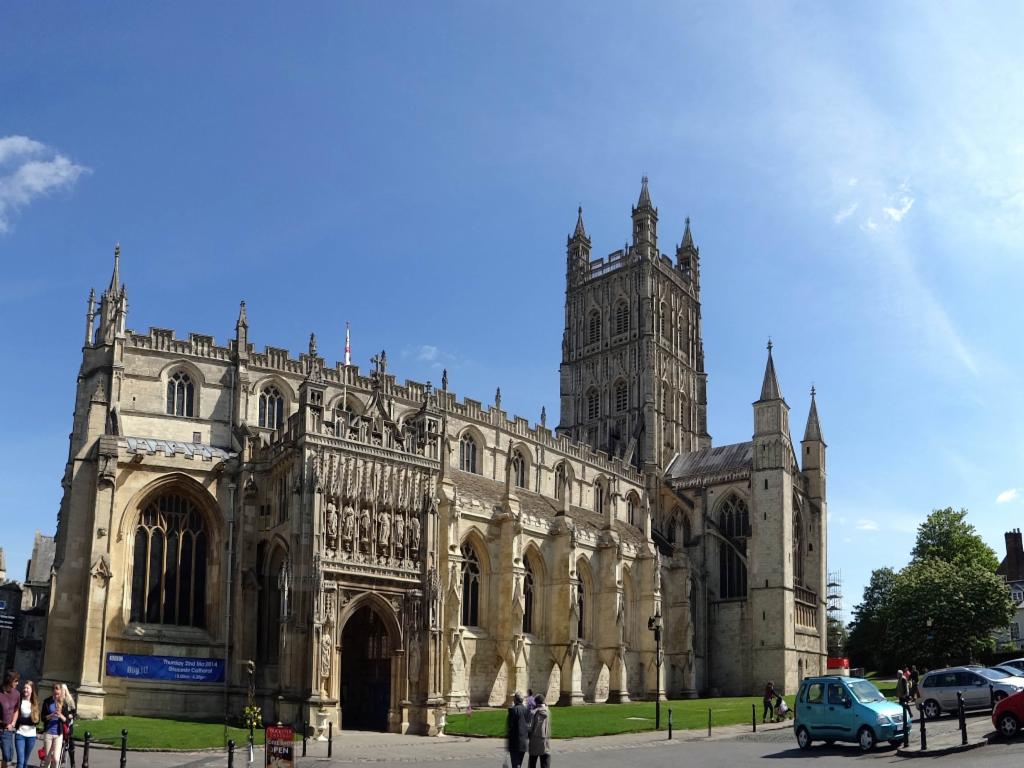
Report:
896,712,991,757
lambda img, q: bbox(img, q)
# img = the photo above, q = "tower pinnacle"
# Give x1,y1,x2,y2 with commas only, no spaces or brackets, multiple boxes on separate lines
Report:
759,341,782,401
682,217,694,249
637,175,653,209
108,243,122,295
573,206,587,239
803,386,824,442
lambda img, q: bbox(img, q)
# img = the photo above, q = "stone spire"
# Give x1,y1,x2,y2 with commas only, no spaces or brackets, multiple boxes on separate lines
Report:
636,175,653,209
803,386,823,442
108,243,121,295
573,206,587,239
759,340,782,402
236,300,248,331
681,217,694,249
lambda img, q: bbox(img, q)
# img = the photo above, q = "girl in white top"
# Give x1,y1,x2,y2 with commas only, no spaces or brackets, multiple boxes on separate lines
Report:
11,681,38,768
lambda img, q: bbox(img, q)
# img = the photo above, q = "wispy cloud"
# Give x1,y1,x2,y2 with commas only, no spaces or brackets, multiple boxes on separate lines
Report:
856,518,880,531
834,202,858,223
0,135,88,233
884,195,915,223
416,344,439,363
997,488,1019,504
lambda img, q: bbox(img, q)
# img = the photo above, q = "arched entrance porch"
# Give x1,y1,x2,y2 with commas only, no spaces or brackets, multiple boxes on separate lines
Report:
339,600,401,731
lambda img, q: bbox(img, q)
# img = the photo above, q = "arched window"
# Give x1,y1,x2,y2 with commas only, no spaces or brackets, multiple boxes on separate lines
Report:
718,495,749,599
594,479,606,515
511,449,526,488
588,310,601,344
659,301,668,338
460,433,478,474
586,388,600,420
130,492,207,627
259,386,285,429
615,301,629,335
461,542,481,626
166,371,195,417
615,381,628,413
523,558,535,635
576,576,586,640
793,504,804,587
554,462,572,503
682,514,692,546
627,493,638,526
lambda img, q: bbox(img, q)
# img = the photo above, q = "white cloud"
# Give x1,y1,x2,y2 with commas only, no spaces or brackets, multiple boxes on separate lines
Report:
860,217,878,233
855,519,880,531
0,135,88,233
416,344,439,363
997,488,1019,504
833,202,858,223
883,195,915,222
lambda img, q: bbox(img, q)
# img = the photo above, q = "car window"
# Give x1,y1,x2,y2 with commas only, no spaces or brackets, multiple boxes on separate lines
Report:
978,668,1010,681
849,680,885,703
930,672,957,687
956,671,981,686
827,683,848,705
804,683,824,704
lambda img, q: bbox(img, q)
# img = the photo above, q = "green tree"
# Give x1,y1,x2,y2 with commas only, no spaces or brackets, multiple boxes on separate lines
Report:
883,558,1014,667
845,567,898,671
910,507,999,572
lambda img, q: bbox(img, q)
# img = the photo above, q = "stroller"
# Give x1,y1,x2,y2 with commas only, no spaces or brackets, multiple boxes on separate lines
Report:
773,695,793,722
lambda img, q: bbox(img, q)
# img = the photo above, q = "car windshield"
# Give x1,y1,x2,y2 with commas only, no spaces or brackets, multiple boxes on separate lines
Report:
978,668,1012,681
848,680,885,703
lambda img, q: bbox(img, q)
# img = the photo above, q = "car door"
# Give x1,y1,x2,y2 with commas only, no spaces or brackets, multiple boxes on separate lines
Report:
958,672,987,708
799,681,825,735
931,672,958,710
826,682,855,737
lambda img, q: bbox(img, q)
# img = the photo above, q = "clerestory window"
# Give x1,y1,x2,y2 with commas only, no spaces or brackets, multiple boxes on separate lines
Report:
259,386,285,429
460,433,479,474
166,371,195,417
461,542,481,627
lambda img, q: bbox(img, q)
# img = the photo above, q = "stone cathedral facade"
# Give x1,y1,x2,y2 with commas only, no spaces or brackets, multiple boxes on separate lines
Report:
43,180,827,734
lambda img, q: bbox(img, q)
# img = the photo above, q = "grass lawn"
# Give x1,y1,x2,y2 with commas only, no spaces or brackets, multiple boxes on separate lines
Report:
445,695,797,739
77,716,296,749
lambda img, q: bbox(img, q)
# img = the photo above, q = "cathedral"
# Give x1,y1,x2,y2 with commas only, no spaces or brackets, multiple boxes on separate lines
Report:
43,179,827,734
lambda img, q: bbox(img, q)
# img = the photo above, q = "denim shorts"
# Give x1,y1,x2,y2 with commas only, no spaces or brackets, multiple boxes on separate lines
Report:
0,729,13,762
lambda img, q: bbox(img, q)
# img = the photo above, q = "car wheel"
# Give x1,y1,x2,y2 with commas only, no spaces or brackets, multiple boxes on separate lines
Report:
796,726,812,750
857,726,876,752
998,712,1020,738
923,699,941,720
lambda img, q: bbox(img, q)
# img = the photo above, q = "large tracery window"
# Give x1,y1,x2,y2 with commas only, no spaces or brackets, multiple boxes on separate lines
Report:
627,493,638,526
576,576,586,640
166,371,195,417
615,381,628,413
130,492,207,627
588,310,601,344
554,462,572,503
510,449,526,488
523,558,535,635
794,504,805,587
461,542,481,626
718,495,749,599
594,479,606,515
460,433,479,474
615,301,629,335
586,388,600,420
259,386,285,429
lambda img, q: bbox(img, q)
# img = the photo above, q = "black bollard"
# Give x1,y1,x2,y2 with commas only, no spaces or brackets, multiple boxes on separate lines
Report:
990,684,995,711
328,720,333,758
668,708,673,740
752,703,756,732
917,702,927,751
302,721,307,757
902,701,910,748
958,692,967,745
119,729,128,768
83,732,91,768
707,708,711,737
228,739,235,768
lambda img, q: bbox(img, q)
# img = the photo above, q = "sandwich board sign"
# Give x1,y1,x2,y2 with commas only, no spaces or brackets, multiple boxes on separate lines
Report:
265,725,294,767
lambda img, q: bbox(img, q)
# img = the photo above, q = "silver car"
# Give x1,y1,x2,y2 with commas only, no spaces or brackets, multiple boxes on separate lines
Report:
919,666,1024,719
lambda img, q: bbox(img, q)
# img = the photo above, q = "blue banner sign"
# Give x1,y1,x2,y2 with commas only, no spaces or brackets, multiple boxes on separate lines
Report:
106,653,225,683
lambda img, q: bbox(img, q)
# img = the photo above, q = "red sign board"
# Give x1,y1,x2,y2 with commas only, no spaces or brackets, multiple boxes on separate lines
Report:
265,726,294,768
827,657,850,669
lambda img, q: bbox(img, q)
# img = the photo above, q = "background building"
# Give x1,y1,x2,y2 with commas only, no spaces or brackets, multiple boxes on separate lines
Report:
45,182,828,732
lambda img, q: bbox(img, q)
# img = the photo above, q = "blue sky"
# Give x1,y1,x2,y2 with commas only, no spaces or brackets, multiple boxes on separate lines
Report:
2,2,1023,620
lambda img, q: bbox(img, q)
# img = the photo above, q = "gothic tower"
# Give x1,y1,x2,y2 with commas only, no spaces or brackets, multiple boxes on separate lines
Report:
557,178,710,482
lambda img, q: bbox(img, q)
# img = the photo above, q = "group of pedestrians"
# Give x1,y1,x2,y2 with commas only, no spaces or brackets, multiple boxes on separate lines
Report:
895,666,920,704
505,689,551,768
0,670,76,768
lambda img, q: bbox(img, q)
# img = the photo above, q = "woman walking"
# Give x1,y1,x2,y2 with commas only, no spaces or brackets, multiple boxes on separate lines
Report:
527,693,551,768
762,681,776,723
0,671,20,768
59,686,76,768
12,681,38,768
41,684,70,768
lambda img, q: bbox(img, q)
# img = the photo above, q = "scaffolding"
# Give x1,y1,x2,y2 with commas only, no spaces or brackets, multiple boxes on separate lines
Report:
826,570,845,657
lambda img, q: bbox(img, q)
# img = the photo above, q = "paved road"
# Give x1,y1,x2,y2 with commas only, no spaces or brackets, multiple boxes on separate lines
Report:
71,718,1024,767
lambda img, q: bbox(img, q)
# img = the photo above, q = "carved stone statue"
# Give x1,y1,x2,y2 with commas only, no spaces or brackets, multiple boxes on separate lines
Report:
342,505,355,550
427,566,441,630
359,508,371,551
326,501,339,549
278,559,291,618
319,631,332,684
377,510,391,551
394,514,405,552
408,514,422,554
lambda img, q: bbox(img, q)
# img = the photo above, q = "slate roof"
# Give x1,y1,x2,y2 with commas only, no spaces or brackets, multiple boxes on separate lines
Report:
449,469,645,547
26,533,55,585
664,442,753,486
121,436,236,461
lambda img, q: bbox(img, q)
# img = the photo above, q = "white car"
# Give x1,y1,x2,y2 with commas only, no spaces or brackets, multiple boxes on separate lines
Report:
919,667,1024,719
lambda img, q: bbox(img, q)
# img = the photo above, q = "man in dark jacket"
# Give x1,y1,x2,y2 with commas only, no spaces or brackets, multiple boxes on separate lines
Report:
506,692,530,768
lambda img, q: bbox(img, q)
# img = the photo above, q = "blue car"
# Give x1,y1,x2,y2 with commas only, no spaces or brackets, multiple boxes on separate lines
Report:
795,676,912,751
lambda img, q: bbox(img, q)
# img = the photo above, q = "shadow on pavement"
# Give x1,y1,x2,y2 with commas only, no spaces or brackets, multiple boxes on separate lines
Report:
761,743,902,759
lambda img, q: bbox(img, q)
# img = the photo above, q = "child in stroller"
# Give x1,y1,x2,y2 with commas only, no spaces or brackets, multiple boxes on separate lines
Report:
774,694,792,722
